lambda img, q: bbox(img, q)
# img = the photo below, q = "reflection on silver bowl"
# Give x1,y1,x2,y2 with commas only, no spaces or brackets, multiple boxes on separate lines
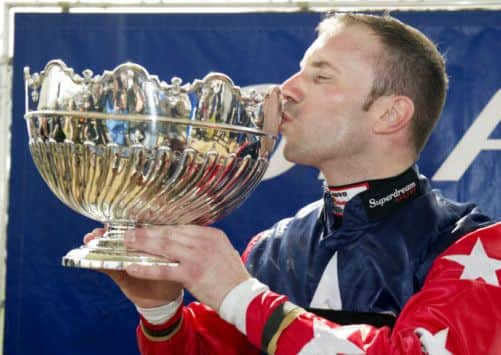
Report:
24,60,277,270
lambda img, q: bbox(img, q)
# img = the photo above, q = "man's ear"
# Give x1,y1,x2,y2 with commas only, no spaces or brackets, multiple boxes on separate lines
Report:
371,95,414,135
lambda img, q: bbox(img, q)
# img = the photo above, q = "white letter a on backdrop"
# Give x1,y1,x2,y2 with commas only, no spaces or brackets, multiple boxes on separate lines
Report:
433,90,501,181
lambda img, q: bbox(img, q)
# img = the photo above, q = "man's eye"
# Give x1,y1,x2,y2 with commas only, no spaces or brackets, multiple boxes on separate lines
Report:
315,75,331,82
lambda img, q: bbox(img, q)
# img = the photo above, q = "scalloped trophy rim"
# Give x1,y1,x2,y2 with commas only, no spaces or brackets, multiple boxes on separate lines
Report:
24,59,253,102
23,59,276,137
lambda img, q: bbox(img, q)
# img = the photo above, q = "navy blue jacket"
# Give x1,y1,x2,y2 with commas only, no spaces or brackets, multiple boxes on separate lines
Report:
245,166,491,317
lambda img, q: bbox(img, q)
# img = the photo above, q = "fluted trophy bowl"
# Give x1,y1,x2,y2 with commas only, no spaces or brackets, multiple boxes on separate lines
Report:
24,60,278,270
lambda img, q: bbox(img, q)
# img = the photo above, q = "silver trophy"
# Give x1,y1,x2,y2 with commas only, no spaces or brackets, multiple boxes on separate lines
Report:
24,60,278,270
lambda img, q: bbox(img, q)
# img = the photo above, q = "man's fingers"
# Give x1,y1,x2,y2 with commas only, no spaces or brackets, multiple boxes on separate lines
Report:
125,225,221,250
144,224,216,240
83,227,106,244
125,263,182,282
124,227,196,260
263,86,281,135
104,269,128,283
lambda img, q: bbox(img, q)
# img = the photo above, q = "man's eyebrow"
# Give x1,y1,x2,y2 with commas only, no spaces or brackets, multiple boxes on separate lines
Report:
311,60,340,72
300,59,340,73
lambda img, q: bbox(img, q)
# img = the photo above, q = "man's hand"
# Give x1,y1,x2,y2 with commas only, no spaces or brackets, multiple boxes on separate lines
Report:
263,86,282,136
261,86,282,152
122,225,251,311
84,228,183,309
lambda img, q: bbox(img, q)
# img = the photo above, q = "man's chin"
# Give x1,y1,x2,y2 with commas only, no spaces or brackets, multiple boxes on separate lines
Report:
283,148,315,167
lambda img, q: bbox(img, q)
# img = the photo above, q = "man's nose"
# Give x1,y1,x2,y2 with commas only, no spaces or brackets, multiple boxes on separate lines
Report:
280,72,302,104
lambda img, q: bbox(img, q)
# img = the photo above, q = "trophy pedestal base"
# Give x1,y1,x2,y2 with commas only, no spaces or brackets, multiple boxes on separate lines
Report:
62,236,177,270
62,222,178,270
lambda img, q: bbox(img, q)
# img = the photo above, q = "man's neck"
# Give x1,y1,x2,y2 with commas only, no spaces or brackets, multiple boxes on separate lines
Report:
320,157,416,187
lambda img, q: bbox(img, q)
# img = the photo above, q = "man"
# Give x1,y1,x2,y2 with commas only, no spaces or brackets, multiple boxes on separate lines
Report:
87,13,500,354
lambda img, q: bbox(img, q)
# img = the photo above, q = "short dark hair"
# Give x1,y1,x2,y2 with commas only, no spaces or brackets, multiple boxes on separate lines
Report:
318,13,449,154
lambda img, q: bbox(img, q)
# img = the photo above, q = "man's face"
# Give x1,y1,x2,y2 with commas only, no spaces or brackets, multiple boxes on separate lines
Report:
280,24,382,169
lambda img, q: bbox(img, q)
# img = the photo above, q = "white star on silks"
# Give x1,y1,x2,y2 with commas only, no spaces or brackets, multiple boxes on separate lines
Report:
298,319,365,355
443,238,501,286
415,328,452,355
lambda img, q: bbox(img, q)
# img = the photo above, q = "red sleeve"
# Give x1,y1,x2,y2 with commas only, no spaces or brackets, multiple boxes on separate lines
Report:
137,222,501,354
136,231,267,355
245,222,501,354
137,302,261,355
242,231,267,263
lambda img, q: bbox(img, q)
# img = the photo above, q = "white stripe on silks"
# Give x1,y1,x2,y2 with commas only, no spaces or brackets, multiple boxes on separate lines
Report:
136,290,184,325
218,278,269,335
309,252,342,310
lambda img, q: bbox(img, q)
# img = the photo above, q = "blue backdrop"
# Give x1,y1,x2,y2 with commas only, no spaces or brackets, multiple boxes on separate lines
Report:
6,11,501,354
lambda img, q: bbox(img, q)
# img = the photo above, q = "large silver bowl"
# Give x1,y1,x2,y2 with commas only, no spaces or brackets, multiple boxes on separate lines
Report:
24,60,278,269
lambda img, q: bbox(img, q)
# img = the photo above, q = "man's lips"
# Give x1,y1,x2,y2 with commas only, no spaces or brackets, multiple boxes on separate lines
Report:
281,112,293,124
279,112,294,133
279,112,291,132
